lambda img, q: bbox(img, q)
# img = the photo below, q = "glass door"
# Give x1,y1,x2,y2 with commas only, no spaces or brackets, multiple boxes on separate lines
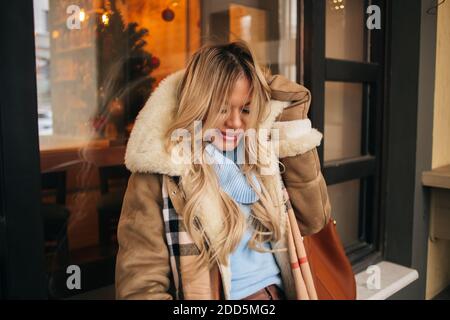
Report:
33,0,203,299
29,0,300,299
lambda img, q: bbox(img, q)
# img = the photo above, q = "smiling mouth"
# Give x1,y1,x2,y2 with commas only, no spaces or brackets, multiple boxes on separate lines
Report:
219,130,244,143
219,130,240,142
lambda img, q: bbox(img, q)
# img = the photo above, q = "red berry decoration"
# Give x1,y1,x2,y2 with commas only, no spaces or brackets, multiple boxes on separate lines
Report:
151,56,160,68
162,8,175,21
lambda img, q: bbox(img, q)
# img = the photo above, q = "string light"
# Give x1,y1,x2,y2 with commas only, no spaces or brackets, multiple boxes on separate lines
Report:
51,30,60,39
331,0,345,11
170,0,180,7
79,9,86,22
102,12,110,26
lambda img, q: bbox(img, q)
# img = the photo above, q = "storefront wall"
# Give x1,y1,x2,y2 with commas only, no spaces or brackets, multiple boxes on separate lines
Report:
426,1,450,300
0,0,442,299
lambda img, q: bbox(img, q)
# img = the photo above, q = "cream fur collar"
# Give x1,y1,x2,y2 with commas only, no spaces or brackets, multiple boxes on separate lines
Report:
125,69,321,175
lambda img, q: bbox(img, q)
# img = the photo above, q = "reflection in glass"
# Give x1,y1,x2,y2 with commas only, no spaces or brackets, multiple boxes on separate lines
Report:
325,0,365,62
34,0,201,298
204,0,297,81
327,179,361,247
33,0,298,298
324,81,363,161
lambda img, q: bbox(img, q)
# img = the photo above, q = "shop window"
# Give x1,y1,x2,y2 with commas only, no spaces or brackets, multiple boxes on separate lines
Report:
33,0,298,298
324,81,363,161
303,0,385,268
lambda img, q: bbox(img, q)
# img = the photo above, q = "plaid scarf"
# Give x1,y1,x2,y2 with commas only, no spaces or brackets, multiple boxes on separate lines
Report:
162,176,199,300
161,174,317,300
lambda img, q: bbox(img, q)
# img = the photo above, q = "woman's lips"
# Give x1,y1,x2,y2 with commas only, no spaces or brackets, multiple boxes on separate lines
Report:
219,130,239,142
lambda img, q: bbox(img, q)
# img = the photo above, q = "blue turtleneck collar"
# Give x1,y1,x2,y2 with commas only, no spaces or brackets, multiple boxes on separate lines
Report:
204,139,261,204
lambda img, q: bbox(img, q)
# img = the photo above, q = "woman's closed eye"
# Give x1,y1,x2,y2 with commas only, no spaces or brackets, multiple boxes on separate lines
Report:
241,107,250,114
219,105,250,114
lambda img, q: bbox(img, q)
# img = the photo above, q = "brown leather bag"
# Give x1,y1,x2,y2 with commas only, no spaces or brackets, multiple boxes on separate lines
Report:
303,218,356,300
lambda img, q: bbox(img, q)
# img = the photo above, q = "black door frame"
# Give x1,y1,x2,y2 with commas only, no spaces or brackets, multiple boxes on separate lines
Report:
0,0,47,299
382,0,435,300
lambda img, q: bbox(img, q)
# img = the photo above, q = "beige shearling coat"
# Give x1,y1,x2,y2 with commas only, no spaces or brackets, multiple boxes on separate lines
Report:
115,70,331,300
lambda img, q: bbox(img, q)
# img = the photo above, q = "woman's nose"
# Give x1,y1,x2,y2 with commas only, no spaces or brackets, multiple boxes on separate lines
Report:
225,109,243,129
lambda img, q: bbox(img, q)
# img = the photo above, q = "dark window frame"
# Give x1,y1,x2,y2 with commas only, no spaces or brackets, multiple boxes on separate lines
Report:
381,0,435,299
0,1,47,299
300,0,387,272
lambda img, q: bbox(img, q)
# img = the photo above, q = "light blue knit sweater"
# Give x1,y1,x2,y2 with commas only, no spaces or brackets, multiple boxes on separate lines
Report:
204,140,283,300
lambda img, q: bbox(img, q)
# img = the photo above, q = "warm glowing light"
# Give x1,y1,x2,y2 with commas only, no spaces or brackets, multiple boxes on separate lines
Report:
331,0,345,11
79,9,86,22
102,13,110,25
52,30,60,39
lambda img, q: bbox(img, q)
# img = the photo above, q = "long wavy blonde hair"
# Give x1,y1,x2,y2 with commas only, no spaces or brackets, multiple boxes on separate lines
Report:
164,40,286,268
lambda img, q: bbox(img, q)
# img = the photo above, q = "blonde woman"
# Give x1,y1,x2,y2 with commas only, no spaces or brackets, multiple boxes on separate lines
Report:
115,40,331,300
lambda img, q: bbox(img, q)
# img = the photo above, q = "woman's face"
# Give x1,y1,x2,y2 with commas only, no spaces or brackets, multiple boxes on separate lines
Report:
212,76,252,151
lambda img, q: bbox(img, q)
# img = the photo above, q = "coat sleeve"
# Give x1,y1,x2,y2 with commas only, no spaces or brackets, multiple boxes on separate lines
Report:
115,172,173,300
268,74,331,236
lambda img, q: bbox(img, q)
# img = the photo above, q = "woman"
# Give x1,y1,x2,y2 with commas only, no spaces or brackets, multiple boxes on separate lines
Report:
115,40,331,300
